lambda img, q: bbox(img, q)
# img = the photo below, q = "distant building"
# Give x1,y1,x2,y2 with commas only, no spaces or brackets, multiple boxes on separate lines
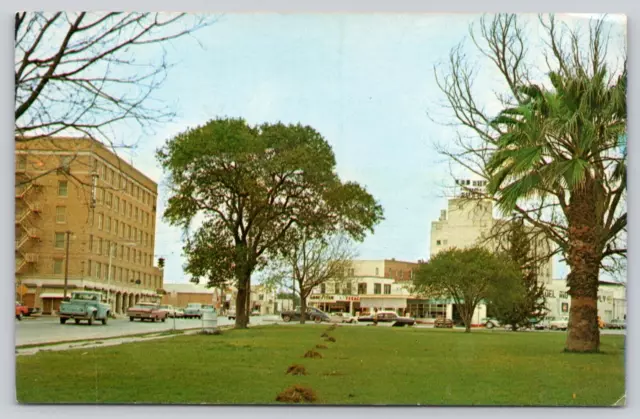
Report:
350,259,419,282
15,137,163,314
544,279,627,322
161,283,215,307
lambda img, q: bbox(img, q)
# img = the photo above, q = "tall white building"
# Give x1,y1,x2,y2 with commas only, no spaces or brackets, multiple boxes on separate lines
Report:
430,180,554,284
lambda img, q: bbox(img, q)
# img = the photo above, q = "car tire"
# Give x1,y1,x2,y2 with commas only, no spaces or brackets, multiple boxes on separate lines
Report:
314,317,322,324
88,313,95,326
130,317,134,322
550,326,557,330
102,315,108,325
59,317,66,324
485,322,494,329
161,317,166,323
283,315,291,323
75,319,80,324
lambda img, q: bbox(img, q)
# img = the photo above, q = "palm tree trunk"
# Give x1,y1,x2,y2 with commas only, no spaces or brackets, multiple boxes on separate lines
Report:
565,182,601,352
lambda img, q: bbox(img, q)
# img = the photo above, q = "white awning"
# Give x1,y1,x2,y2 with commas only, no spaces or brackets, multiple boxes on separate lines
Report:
39,293,65,299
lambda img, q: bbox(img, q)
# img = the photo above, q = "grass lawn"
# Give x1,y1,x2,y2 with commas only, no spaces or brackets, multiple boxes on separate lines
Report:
16,325,625,405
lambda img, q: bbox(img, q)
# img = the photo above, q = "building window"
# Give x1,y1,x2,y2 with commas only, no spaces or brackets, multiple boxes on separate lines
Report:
128,203,132,218
87,259,92,277
55,206,66,223
118,267,123,282
344,282,352,294
58,180,68,197
384,284,391,295
89,235,93,251
399,271,404,280
375,267,379,276
358,283,367,295
320,284,326,294
126,247,130,261
135,207,138,221
106,192,112,207
106,216,111,233
98,238,103,255
17,155,27,171
96,263,101,279
436,240,442,245
374,283,382,295
443,239,448,245
114,196,119,212
127,225,131,239
104,240,110,256
114,220,119,236
54,232,65,249
53,259,64,274
121,199,126,216
97,214,103,230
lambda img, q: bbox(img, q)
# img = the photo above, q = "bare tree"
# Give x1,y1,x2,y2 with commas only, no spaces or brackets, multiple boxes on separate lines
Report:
14,12,212,186
266,234,357,324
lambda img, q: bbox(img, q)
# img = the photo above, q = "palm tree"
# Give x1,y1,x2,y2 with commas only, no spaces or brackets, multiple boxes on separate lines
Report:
486,65,626,352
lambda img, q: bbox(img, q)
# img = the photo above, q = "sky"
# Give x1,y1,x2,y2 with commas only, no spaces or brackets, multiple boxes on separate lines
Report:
107,13,626,285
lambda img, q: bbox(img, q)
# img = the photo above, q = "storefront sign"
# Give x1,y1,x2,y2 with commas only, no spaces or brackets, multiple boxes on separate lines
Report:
346,296,360,302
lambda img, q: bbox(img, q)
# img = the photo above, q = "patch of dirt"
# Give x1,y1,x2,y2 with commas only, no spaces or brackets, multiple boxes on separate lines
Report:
303,350,323,359
275,385,317,403
286,364,308,376
325,336,336,343
315,344,328,349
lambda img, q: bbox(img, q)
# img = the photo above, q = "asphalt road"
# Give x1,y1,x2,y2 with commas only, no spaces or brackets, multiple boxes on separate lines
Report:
15,315,274,346
15,315,625,346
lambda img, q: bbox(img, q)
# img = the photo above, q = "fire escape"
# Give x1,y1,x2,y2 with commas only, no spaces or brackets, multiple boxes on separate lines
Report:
15,173,41,275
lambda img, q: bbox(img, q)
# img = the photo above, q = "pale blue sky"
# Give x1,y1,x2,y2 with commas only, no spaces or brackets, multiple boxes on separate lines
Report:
115,13,625,284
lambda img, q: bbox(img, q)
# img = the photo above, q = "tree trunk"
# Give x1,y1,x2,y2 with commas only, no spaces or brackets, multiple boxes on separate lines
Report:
461,304,473,333
234,266,252,329
235,286,249,329
565,182,602,352
299,285,307,325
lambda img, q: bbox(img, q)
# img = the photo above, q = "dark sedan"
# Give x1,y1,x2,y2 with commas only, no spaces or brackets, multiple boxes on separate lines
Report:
357,311,416,327
281,307,330,323
606,319,626,330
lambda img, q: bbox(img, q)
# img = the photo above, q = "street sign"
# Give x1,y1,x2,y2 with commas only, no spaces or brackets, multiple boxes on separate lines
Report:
17,284,28,296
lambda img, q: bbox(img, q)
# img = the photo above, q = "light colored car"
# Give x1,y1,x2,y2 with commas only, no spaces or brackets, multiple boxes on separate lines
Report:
483,317,501,329
549,316,569,331
329,312,356,323
174,308,185,318
158,304,177,318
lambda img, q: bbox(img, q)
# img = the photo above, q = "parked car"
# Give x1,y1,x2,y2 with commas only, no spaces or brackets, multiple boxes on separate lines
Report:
549,316,569,331
183,303,204,319
227,310,236,320
250,309,260,316
534,318,552,330
127,302,167,322
433,316,454,329
15,301,29,320
281,307,330,323
158,305,177,318
173,308,185,318
357,311,415,327
329,312,356,324
483,317,501,329
58,291,111,325
606,319,626,330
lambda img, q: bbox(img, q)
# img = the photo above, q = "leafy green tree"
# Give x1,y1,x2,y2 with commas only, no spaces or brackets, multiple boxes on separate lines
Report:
432,14,626,352
157,118,383,328
487,219,547,330
413,247,521,333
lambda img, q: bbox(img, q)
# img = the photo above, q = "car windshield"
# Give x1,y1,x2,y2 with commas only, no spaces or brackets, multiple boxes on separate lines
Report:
187,304,201,308
72,293,99,301
159,305,169,309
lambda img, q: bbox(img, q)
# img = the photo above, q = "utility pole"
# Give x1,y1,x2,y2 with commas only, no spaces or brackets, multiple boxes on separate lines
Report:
63,230,71,298
107,243,114,308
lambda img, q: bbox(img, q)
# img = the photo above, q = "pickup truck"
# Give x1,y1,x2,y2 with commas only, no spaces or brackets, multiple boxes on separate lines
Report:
16,301,28,320
58,291,111,325
127,302,167,322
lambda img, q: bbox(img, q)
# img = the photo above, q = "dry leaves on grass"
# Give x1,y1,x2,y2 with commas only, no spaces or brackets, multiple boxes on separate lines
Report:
286,364,307,376
325,336,336,343
275,385,317,403
303,350,323,359
316,344,328,349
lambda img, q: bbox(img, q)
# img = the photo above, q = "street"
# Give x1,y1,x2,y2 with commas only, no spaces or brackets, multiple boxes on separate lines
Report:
15,315,275,346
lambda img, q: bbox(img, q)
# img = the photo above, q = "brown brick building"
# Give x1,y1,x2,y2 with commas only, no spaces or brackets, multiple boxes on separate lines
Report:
15,137,163,314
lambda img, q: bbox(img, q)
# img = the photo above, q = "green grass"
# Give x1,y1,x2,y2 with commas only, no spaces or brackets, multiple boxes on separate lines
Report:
16,325,625,406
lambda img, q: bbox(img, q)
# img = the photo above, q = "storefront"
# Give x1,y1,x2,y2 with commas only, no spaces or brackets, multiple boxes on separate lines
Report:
359,296,407,315
308,294,360,314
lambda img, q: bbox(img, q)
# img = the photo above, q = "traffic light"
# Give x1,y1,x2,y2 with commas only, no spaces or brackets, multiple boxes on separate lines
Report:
158,257,165,268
